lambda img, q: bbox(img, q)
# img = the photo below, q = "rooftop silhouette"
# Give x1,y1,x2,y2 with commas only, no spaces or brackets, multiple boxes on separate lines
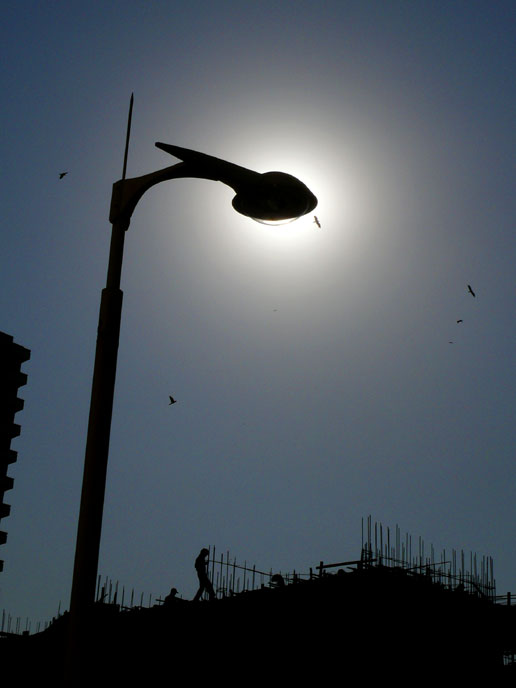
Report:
3,525,516,685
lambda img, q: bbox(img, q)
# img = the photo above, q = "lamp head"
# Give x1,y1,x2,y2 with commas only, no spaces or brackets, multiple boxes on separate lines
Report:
231,171,318,223
155,142,318,223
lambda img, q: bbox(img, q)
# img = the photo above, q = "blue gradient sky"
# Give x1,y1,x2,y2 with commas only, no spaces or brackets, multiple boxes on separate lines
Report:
1,1,516,625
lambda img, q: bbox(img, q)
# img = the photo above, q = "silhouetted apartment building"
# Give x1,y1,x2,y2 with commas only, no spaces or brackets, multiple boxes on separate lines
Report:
0,331,30,572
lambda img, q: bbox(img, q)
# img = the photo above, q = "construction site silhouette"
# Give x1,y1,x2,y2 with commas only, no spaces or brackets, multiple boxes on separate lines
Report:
2,521,516,685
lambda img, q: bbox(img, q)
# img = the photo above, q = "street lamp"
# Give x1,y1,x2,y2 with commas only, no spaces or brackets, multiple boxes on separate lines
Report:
67,102,317,680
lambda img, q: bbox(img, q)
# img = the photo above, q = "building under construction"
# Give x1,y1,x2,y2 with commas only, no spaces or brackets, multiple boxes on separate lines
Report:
2,519,516,684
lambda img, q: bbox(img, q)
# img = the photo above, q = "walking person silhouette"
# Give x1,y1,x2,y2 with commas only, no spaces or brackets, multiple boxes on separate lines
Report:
193,548,215,601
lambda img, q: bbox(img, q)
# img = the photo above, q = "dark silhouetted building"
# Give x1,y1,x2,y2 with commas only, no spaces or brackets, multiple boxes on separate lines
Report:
0,331,30,572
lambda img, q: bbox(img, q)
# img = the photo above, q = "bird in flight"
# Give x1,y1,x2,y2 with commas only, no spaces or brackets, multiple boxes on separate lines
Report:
313,216,321,228
59,172,68,179
456,319,463,323
168,396,177,405
467,284,476,297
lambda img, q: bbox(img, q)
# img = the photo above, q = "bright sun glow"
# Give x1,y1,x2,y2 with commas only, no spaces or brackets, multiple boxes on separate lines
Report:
230,137,363,244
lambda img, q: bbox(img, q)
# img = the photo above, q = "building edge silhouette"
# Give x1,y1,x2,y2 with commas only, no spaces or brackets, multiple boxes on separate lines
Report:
0,331,30,573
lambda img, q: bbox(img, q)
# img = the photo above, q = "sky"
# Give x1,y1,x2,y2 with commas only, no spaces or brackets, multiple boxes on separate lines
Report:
1,1,516,627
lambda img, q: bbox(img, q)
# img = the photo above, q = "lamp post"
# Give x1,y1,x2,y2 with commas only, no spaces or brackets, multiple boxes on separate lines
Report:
67,106,317,682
